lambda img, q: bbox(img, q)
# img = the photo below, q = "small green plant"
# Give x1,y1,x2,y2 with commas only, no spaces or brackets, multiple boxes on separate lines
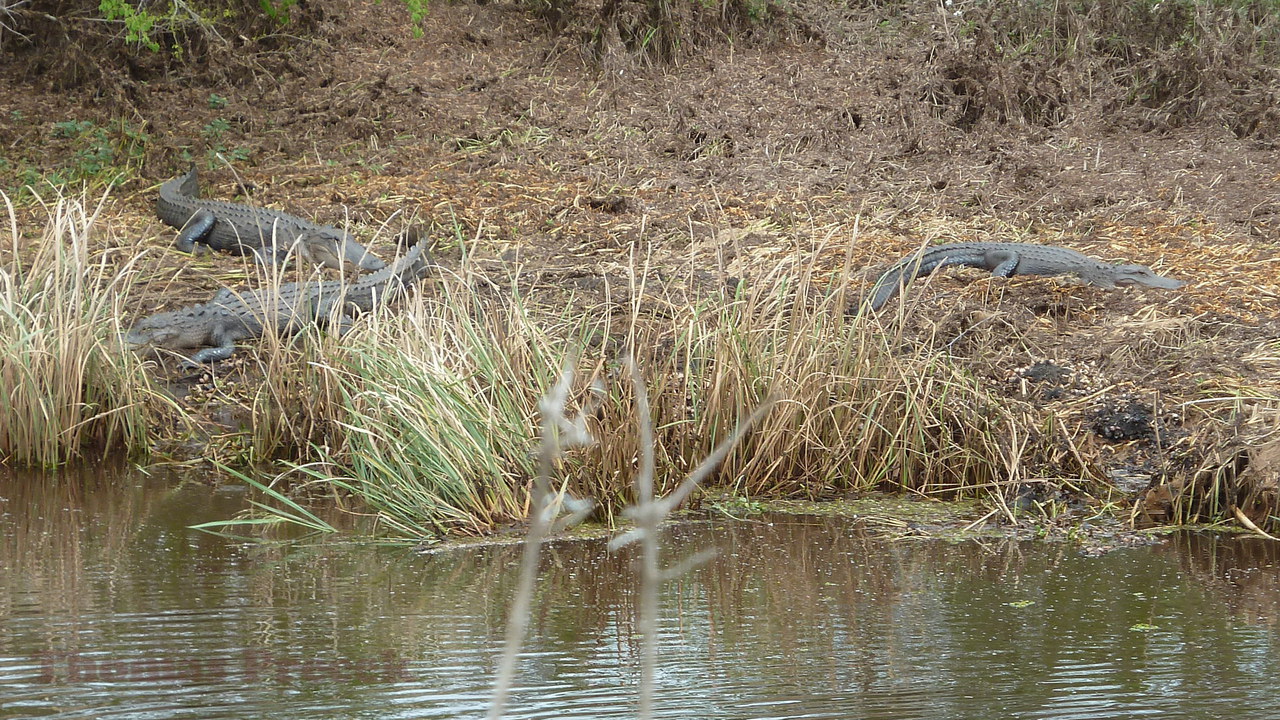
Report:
95,0,300,55
202,118,231,137
744,0,769,23
207,93,229,110
710,496,768,518
98,0,162,51
258,0,297,23
201,117,250,167
404,0,428,35
6,119,150,196
52,120,95,138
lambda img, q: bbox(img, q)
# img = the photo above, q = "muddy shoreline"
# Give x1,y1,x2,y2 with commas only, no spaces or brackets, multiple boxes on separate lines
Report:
1,0,1277,535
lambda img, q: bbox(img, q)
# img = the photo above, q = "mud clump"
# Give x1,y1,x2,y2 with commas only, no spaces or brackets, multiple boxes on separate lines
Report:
1091,399,1156,442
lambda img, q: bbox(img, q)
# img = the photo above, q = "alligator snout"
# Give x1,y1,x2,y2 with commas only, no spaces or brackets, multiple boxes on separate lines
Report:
292,232,385,272
345,241,386,271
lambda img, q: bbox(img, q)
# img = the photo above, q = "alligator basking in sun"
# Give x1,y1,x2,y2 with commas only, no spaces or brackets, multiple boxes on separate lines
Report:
126,241,434,366
865,242,1185,311
157,167,386,272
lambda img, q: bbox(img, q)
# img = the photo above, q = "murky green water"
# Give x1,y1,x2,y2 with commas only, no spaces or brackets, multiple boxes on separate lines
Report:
2,468,1278,719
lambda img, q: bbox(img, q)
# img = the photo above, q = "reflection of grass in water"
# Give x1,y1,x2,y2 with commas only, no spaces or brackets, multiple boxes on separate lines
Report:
0,191,160,466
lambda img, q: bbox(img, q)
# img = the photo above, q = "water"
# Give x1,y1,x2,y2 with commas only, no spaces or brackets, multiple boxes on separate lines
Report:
2,469,1278,719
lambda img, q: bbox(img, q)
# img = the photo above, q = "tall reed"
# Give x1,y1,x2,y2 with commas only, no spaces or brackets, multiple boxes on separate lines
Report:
235,256,348,464
272,245,1034,537
584,255,1029,510
0,190,156,466
293,269,594,537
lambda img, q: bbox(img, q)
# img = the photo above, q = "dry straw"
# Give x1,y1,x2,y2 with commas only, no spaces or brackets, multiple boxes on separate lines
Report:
0,189,159,466
226,221,1038,536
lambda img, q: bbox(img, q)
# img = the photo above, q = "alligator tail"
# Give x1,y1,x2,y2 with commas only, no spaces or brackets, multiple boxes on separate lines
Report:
178,166,201,197
391,240,435,282
868,269,908,311
865,250,937,312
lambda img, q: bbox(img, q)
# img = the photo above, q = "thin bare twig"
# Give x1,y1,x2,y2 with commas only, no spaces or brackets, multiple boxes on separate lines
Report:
487,360,596,720
611,356,774,719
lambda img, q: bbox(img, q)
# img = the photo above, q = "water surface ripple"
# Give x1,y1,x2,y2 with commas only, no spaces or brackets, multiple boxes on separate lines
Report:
2,472,1278,719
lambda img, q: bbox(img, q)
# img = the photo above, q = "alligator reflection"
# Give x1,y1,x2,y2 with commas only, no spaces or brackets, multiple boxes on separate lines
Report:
2,470,1278,719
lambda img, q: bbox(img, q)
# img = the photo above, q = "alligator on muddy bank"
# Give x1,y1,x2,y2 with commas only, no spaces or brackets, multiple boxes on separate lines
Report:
866,242,1185,311
157,168,386,272
126,241,434,366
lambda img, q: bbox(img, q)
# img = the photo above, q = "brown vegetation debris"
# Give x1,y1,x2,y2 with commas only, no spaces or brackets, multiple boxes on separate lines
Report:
3,0,1280,531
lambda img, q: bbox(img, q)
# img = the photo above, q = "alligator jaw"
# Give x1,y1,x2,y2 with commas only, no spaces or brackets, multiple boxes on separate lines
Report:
343,239,386,271
1112,264,1185,290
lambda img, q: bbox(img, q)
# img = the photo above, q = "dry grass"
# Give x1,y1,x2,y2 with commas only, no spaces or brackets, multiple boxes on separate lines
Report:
2,190,1267,535
227,259,349,464
1139,388,1280,532
241,216,1277,535
0,189,161,466
578,241,1055,512
926,0,1280,135
286,261,587,537
221,224,1062,538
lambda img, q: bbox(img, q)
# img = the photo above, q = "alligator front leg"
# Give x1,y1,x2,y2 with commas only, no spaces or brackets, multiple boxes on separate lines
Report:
175,209,218,253
985,250,1022,278
178,323,246,367
178,342,239,368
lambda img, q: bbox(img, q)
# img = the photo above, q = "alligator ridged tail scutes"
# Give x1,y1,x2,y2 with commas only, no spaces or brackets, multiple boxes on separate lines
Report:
125,241,434,366
865,242,1184,312
157,167,386,272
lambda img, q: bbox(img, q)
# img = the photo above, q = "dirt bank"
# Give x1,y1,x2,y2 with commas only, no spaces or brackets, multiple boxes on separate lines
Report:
2,0,1277,530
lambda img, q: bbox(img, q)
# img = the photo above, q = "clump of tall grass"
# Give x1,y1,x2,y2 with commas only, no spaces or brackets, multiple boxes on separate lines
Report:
222,257,351,465
1157,390,1280,533
285,266,596,537
262,237,1046,538
0,190,157,466
194,237,427,464
583,252,1039,510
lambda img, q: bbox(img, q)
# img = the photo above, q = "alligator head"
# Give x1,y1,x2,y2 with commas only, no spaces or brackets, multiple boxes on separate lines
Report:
1111,264,1185,290
125,306,216,352
293,229,385,272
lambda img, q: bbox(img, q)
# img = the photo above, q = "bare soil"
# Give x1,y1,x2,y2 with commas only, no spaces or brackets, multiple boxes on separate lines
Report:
2,0,1278,526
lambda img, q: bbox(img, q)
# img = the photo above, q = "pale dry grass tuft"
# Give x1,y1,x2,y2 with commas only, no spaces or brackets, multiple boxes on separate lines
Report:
0,189,159,466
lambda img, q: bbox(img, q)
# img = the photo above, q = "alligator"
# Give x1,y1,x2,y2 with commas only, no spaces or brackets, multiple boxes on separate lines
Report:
157,167,386,271
126,242,433,365
865,242,1184,311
